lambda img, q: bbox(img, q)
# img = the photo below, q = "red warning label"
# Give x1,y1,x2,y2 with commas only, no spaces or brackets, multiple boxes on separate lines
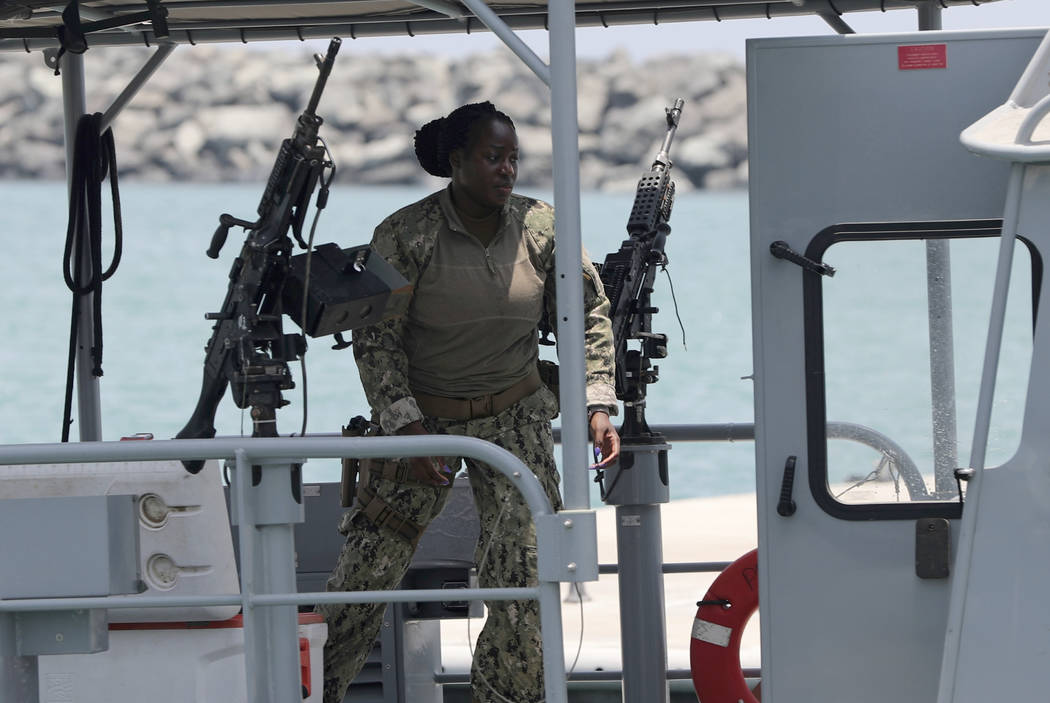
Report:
898,44,947,70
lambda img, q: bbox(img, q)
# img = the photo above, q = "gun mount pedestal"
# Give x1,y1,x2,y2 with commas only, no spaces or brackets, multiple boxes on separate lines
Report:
228,455,305,703
602,428,670,506
603,415,671,703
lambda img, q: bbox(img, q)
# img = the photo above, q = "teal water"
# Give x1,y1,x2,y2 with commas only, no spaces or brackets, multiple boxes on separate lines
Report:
0,181,1032,503
0,181,753,501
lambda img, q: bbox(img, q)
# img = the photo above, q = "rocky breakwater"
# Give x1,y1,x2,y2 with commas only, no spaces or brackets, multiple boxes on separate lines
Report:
0,45,746,191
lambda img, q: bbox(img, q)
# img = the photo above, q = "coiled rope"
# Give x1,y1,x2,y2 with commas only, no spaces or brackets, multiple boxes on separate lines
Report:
61,112,123,441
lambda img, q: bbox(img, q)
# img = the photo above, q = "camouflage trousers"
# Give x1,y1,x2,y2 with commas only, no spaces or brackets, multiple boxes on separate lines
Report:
317,386,562,703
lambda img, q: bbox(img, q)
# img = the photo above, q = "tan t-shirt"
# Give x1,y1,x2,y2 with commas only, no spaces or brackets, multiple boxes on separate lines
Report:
352,188,618,434
403,188,544,398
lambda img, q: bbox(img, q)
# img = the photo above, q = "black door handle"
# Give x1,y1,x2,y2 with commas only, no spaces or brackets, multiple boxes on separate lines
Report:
777,455,797,517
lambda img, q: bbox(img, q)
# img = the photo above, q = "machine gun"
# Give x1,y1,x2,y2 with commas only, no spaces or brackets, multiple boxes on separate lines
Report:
174,39,342,473
597,98,684,446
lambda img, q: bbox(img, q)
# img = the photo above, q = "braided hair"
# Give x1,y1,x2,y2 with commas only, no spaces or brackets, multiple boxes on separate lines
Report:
414,101,515,178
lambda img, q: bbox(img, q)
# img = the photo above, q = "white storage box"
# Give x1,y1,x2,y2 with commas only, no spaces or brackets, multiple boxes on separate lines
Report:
37,613,328,702
0,458,239,622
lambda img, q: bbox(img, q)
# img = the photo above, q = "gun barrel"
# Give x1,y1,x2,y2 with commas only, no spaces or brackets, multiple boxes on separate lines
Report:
305,37,342,117
652,97,685,171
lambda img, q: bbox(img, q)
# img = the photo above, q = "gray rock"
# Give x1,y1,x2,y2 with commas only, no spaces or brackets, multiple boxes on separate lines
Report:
703,165,746,190
0,47,748,191
356,133,414,169
357,158,421,185
677,133,732,171
577,80,609,134
196,104,294,141
694,71,746,123
600,94,675,162
498,90,548,128
172,120,208,161
11,138,65,179
516,124,552,161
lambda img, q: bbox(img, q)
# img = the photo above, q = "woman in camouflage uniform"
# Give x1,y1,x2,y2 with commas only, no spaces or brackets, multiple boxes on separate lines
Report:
318,101,619,703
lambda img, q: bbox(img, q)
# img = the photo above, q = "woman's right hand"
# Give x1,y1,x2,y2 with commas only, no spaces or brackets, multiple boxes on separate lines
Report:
395,420,452,486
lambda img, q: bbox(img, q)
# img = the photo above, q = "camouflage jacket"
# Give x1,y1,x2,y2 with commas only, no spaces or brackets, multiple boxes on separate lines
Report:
352,188,617,434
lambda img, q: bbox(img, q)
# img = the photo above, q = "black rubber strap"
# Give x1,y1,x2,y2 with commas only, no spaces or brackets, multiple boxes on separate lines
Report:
61,113,123,441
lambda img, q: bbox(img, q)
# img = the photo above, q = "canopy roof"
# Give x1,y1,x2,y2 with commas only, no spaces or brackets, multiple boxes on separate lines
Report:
0,0,1007,50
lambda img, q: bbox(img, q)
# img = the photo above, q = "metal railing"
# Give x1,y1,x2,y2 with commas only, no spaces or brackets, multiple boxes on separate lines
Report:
0,434,588,703
554,421,926,500
0,420,923,700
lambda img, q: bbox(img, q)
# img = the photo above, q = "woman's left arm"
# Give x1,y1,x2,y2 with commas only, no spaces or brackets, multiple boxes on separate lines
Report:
580,252,618,413
581,251,620,467
529,199,619,465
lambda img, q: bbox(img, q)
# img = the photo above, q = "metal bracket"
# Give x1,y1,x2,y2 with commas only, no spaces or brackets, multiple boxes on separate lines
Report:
30,1,170,74
915,517,951,579
770,240,836,277
42,47,60,71
15,610,109,656
0,495,141,599
68,0,170,39
535,510,598,582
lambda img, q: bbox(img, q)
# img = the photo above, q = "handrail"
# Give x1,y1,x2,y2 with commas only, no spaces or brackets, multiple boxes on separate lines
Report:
1015,92,1050,146
0,434,582,703
960,31,1050,163
433,667,762,683
0,587,543,612
554,420,929,500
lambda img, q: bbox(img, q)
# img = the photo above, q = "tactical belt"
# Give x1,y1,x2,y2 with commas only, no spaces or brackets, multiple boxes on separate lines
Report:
413,368,541,420
351,368,543,544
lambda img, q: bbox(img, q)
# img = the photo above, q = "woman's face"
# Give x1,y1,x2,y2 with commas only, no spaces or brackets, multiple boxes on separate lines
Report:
450,117,519,214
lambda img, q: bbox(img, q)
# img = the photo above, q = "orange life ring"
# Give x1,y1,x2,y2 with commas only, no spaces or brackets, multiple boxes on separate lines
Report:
689,548,759,703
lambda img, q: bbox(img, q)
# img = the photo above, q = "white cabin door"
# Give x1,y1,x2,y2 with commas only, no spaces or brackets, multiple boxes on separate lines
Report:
746,29,1045,703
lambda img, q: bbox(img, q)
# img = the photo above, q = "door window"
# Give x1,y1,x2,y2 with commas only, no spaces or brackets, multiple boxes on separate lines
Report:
803,221,1039,520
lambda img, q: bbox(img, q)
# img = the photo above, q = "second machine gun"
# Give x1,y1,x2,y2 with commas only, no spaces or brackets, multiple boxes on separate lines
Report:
595,97,684,503
175,38,343,473
174,38,408,474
